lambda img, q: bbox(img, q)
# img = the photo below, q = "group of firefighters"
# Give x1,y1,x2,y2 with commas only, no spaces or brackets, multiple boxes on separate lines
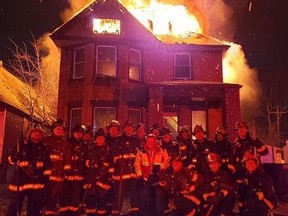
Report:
6,118,278,216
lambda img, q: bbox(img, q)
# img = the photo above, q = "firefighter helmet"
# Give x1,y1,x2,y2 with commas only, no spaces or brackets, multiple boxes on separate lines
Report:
235,120,249,130
242,151,259,164
72,124,86,133
178,125,190,134
207,153,220,163
215,126,228,135
192,125,206,135
94,128,105,138
26,123,45,139
51,118,67,130
149,123,161,133
122,119,135,128
106,120,121,130
161,127,172,136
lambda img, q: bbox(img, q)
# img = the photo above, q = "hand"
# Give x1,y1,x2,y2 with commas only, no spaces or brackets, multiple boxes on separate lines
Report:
256,191,264,200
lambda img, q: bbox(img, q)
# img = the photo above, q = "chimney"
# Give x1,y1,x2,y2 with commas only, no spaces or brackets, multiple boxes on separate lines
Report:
0,60,3,68
168,21,173,34
148,19,153,32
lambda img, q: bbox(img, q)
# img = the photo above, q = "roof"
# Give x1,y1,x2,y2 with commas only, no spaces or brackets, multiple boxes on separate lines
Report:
0,65,53,122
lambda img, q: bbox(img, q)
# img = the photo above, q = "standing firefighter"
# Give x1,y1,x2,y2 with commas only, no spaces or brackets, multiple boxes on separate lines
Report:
109,119,140,216
43,119,72,216
60,124,86,216
7,124,50,216
238,151,277,216
201,153,235,216
232,120,268,180
176,125,193,168
134,134,169,215
159,155,203,216
83,128,111,216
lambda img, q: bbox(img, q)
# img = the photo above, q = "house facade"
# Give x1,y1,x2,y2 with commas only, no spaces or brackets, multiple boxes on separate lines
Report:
51,0,241,138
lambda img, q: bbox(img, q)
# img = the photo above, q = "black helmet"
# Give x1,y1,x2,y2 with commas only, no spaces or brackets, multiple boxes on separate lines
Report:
106,120,120,130
94,128,106,138
72,124,86,133
122,119,135,128
150,123,161,133
51,118,67,130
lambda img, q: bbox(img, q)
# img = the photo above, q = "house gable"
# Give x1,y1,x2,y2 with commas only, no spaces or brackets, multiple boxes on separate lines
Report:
51,0,160,48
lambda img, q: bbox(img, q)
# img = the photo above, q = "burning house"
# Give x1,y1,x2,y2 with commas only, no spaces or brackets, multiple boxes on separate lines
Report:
51,0,241,138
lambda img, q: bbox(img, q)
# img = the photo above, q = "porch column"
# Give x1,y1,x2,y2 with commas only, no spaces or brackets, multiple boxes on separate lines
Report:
179,105,192,129
148,87,163,128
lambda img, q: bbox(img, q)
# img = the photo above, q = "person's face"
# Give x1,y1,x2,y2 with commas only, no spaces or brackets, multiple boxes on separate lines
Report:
216,133,224,141
83,133,92,141
53,126,65,137
181,130,189,140
172,161,183,172
30,130,43,143
245,159,258,173
146,137,156,149
163,134,171,142
73,131,83,140
124,126,134,136
152,129,160,137
96,136,105,145
136,127,146,138
195,131,205,141
109,127,119,138
238,127,248,139
209,161,220,173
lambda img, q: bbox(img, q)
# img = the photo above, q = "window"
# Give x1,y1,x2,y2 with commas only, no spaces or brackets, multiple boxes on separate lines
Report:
73,47,85,79
93,18,120,35
174,53,191,79
69,108,82,137
129,49,141,81
128,108,142,124
96,46,117,77
93,107,116,130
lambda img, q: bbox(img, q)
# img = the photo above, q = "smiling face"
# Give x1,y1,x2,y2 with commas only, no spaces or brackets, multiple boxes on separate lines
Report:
244,159,258,173
53,126,65,137
109,126,119,138
172,160,183,172
237,127,248,139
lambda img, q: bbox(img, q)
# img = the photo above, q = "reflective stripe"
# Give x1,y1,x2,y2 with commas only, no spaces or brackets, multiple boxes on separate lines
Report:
8,156,15,165
59,206,69,212
86,208,97,213
96,181,111,190
8,183,44,191
112,173,137,180
108,168,115,173
180,145,187,150
43,170,51,176
65,175,84,181
44,210,56,215
97,209,106,214
49,176,63,182
36,162,43,168
19,161,29,167
69,206,79,212
63,164,71,170
50,154,63,161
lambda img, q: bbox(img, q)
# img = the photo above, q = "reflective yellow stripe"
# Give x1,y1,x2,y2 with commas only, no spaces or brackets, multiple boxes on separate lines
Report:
69,206,79,212
8,183,44,191
50,154,63,161
86,208,97,213
8,156,15,165
108,168,115,173
96,181,111,190
44,210,56,215
112,173,137,180
36,162,44,168
59,206,69,212
19,161,29,167
65,175,84,181
180,145,187,150
43,170,51,176
63,165,71,170
97,209,106,214
264,198,274,210
49,176,63,182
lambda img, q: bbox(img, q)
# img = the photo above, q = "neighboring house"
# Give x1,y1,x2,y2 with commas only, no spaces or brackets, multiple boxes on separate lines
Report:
51,0,242,138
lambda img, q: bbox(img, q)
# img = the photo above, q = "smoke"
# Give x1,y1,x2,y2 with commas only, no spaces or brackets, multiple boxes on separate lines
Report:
223,43,262,120
60,0,94,22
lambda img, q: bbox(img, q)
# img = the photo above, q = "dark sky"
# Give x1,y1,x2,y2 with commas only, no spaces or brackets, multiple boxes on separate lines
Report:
0,0,288,78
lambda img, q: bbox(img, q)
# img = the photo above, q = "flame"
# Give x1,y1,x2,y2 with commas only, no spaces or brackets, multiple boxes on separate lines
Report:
120,0,202,36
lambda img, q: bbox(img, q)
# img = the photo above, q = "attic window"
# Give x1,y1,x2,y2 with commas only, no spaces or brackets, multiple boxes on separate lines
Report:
93,18,120,34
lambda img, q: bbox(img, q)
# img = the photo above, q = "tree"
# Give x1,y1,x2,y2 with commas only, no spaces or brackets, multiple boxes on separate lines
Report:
7,34,60,126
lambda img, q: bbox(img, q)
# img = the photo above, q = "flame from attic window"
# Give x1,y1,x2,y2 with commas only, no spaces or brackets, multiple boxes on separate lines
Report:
120,0,202,36
93,18,121,34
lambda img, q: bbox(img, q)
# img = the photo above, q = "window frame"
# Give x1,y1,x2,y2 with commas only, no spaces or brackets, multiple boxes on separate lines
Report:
69,107,82,137
128,107,142,124
174,52,192,79
93,106,117,130
72,46,85,79
96,45,117,77
128,48,142,81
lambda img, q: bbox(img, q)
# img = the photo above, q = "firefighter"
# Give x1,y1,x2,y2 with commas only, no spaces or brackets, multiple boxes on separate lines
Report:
176,125,193,168
109,119,140,216
214,126,236,177
7,124,50,216
135,123,146,150
105,120,121,214
160,127,179,159
231,120,268,180
201,153,235,216
238,151,277,216
134,134,169,215
191,125,219,175
59,124,86,216
83,125,94,150
83,128,111,216
43,119,72,216
159,155,203,216
150,123,162,141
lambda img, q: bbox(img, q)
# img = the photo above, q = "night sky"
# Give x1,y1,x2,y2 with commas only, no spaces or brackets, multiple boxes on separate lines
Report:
0,0,288,78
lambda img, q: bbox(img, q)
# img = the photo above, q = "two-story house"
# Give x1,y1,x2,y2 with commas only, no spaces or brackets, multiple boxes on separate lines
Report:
50,0,241,138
